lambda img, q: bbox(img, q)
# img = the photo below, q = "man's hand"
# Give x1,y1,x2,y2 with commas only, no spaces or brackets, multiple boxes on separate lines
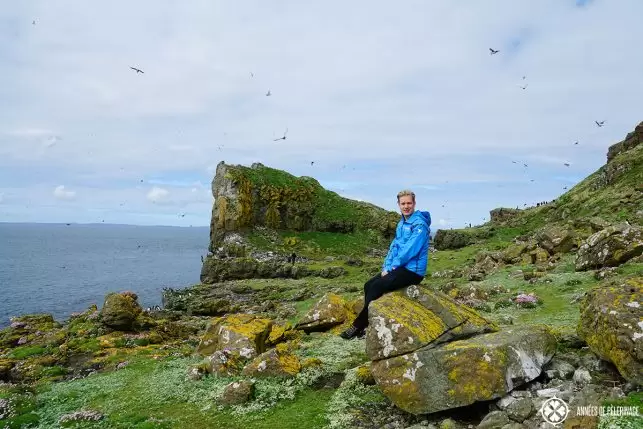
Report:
381,270,388,277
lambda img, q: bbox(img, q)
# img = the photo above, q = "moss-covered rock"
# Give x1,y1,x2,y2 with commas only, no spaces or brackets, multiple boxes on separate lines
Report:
434,229,472,250
195,314,272,361
576,277,642,385
365,285,497,361
575,223,643,271
99,292,142,331
241,347,301,378
219,380,255,406
370,325,556,415
295,293,354,333
534,225,576,254
206,161,398,254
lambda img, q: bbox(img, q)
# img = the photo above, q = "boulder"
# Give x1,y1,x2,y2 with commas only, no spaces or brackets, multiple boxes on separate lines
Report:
219,380,255,406
502,243,528,264
195,314,272,360
434,229,472,250
534,226,576,254
241,347,301,378
295,293,354,332
371,325,556,415
575,223,643,271
99,292,142,331
366,285,498,361
577,277,642,385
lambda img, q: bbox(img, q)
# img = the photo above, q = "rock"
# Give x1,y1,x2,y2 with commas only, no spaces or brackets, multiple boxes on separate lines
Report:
99,292,142,331
204,161,398,256
575,223,643,271
58,411,104,425
319,266,347,278
219,380,255,406
577,277,642,385
544,358,575,380
500,424,525,429
371,325,556,415
434,229,472,250
505,397,534,422
502,244,528,264
345,256,364,266
366,285,497,360
572,368,592,386
607,120,642,162
195,314,272,361
241,347,301,378
490,207,521,223
535,226,576,254
295,293,353,333
477,411,510,429
594,267,618,280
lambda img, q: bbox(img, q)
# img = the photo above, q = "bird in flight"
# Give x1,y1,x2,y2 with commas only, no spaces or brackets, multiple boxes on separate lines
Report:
523,163,528,168
489,48,499,55
512,161,517,164
266,90,271,96
310,161,315,166
595,120,605,127
519,84,528,90
130,66,144,74
574,141,579,145
563,186,568,190
250,72,254,78
273,128,288,141
564,163,570,167
32,20,36,25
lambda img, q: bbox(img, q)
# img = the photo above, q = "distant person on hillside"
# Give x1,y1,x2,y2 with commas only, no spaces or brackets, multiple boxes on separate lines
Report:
340,189,431,340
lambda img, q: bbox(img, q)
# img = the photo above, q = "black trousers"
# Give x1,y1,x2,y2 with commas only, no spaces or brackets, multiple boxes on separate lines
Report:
352,267,423,330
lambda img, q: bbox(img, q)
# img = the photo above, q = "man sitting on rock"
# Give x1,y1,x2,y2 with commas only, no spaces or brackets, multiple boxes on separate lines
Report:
340,189,431,339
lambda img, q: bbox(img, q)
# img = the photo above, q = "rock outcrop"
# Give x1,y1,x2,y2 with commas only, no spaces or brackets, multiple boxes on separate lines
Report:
371,325,556,415
206,161,398,252
577,277,642,385
365,285,555,414
575,223,643,271
490,207,521,223
433,229,472,250
99,292,142,331
607,120,642,162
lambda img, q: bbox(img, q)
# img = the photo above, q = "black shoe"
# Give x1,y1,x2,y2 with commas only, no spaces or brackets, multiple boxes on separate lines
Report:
340,325,365,340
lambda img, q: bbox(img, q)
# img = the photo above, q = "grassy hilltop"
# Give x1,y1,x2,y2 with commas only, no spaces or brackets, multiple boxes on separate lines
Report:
0,124,641,429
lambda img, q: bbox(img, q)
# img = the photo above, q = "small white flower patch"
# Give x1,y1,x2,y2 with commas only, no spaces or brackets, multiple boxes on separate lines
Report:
232,382,240,388
483,352,491,362
258,360,267,371
626,301,640,308
609,310,618,315
239,347,254,358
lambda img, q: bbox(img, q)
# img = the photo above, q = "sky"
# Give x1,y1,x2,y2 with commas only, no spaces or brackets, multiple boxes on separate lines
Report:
1,0,642,229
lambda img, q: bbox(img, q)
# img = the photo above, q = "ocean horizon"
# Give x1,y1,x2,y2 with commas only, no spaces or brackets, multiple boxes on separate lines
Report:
0,222,210,329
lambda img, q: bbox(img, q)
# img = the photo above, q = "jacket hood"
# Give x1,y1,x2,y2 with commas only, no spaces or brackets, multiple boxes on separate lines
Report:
407,210,431,227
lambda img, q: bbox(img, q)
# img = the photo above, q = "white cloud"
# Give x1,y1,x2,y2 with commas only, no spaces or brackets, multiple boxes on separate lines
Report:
1,0,642,226
146,187,169,203
53,185,76,200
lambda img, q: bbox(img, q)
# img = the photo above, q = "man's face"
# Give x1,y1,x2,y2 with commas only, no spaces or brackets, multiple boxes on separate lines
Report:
398,195,415,217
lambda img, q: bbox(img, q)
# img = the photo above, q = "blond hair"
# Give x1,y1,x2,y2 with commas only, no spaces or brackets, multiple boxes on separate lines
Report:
397,189,415,202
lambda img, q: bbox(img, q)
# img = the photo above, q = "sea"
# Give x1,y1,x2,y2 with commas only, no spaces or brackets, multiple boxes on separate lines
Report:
0,223,210,329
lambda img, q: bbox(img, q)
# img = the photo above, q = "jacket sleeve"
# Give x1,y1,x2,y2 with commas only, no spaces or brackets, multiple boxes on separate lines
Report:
390,223,428,269
382,239,398,272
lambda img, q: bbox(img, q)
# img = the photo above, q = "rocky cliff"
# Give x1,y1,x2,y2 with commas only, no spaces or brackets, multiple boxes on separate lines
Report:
207,161,399,253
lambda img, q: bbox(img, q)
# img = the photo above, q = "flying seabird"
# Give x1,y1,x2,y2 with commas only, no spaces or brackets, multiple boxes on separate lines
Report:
130,66,144,74
273,128,288,141
489,48,499,55
595,120,605,127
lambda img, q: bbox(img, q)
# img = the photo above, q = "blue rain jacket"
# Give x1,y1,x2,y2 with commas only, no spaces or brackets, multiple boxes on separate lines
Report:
382,210,431,276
